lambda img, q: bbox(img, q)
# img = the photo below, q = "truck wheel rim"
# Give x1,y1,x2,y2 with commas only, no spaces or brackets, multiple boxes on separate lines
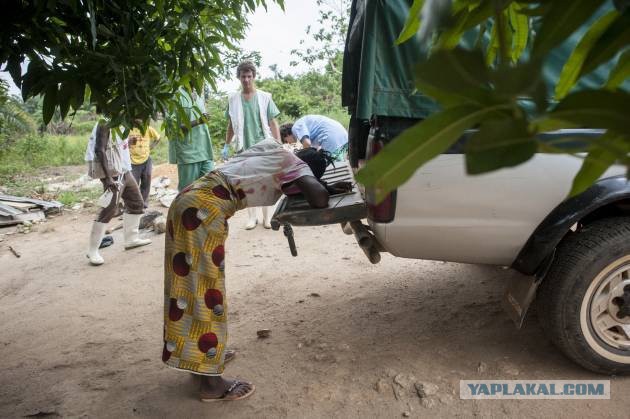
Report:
581,255,630,361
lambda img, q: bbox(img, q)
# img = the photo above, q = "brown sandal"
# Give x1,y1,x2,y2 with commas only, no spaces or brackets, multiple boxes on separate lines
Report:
200,380,256,402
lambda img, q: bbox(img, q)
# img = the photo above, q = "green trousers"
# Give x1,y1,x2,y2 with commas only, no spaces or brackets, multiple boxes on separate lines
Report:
177,160,214,191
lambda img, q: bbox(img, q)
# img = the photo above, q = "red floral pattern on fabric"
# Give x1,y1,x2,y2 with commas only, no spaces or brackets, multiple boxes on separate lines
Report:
172,252,190,276
162,342,171,362
181,207,202,230
168,297,184,321
211,245,224,267
212,185,231,200
198,332,218,353
204,289,223,310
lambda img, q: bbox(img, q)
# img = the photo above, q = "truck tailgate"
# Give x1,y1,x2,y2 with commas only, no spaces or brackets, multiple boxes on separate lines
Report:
271,161,366,228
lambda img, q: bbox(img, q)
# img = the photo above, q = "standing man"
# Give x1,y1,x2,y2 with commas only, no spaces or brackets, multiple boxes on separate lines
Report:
169,89,214,191
224,60,281,229
129,124,161,208
85,119,152,266
279,115,349,161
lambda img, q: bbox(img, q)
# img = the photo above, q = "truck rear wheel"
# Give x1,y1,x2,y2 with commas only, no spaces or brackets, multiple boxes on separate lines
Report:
537,217,630,374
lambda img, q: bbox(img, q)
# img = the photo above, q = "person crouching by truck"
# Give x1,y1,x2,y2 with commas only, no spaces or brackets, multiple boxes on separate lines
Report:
279,115,349,161
84,119,152,266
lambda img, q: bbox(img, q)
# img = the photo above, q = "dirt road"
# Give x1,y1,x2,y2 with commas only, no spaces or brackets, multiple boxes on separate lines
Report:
1,204,628,418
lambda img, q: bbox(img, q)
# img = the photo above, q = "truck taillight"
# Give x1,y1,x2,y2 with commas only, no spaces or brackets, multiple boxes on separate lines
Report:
365,135,396,223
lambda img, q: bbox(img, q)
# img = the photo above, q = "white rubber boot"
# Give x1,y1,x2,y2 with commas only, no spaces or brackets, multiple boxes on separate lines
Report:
262,206,272,229
87,221,107,265
123,213,152,250
245,207,258,230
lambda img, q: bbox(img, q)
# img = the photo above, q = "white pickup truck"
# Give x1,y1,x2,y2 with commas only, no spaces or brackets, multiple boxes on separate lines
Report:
272,0,630,375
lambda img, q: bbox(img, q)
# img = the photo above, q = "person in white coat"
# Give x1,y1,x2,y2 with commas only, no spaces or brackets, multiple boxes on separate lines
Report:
223,60,281,229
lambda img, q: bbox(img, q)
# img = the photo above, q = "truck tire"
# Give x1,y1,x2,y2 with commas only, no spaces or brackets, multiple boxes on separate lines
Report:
537,216,630,374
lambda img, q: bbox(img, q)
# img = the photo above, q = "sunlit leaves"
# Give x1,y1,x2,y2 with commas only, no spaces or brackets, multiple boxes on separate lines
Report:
605,50,630,89
580,13,630,77
569,131,630,196
555,10,618,100
508,3,528,62
533,0,605,57
396,0,425,45
438,0,493,50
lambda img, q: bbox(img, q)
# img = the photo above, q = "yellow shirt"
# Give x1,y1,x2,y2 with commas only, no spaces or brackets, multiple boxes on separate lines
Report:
129,126,160,165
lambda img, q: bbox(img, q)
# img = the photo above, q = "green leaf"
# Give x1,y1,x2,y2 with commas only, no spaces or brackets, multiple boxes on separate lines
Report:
533,0,605,57
6,56,22,85
516,3,549,17
42,84,58,125
569,131,630,196
546,90,630,133
396,0,424,45
485,18,498,66
554,10,618,100
438,9,470,49
87,0,98,49
438,0,494,50
21,59,46,100
355,103,511,202
465,117,537,175
580,13,630,76
415,47,493,107
497,10,513,65
508,4,529,62
605,49,630,89
491,59,547,111
70,81,86,110
58,82,72,119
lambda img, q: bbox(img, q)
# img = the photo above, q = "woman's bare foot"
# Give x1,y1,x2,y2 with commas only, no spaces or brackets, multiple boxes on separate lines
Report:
200,376,255,402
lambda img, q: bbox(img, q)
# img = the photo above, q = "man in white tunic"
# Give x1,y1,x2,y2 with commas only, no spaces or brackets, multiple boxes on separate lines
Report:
224,60,281,229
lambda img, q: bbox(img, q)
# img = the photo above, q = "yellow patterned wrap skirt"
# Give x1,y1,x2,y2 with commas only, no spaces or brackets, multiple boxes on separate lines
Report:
162,171,245,375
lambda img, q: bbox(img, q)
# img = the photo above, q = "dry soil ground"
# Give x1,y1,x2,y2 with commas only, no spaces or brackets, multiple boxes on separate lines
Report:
1,168,629,418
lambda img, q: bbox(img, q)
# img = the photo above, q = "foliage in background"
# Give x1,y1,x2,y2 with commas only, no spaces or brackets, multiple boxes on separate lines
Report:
204,93,230,152
258,58,347,123
0,0,282,137
290,0,350,74
0,80,36,154
356,0,630,202
21,95,97,135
